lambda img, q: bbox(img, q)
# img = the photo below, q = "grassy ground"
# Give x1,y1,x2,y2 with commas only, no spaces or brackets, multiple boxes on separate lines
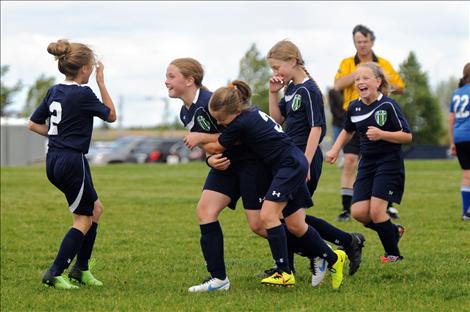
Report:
1,160,469,311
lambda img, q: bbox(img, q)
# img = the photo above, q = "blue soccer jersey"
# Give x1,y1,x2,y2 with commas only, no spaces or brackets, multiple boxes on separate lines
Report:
449,84,470,143
344,93,411,155
30,82,110,154
279,78,326,149
218,107,296,166
179,89,220,134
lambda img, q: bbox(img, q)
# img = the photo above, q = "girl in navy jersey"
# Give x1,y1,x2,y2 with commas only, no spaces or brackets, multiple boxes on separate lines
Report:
449,63,470,221
267,40,365,278
166,58,273,292
187,80,347,289
326,62,412,263
28,39,116,289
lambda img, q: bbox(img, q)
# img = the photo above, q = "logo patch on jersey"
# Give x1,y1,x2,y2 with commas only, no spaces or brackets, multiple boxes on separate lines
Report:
374,110,388,126
291,94,302,111
197,116,211,132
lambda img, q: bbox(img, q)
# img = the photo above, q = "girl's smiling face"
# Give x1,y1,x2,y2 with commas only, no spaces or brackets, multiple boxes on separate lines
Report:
354,66,381,104
165,64,192,98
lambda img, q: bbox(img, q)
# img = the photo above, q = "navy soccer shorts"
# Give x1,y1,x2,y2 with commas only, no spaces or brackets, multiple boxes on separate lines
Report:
353,151,405,204
265,147,313,216
455,141,470,170
343,132,360,155
236,159,271,210
203,167,240,209
307,147,323,197
46,149,98,216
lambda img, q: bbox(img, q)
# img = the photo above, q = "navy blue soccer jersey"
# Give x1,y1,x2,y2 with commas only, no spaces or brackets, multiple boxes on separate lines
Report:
179,89,219,134
449,84,470,143
344,94,411,155
278,79,326,148
218,107,296,166
30,83,110,154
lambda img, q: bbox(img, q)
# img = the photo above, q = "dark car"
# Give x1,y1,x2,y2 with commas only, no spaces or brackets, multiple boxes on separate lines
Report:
87,136,147,165
132,137,182,164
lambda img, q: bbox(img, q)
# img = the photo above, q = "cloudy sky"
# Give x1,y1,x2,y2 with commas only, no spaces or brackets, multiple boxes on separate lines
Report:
1,1,469,127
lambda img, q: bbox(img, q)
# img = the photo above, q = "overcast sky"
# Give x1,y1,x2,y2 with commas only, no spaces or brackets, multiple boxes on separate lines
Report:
1,1,469,127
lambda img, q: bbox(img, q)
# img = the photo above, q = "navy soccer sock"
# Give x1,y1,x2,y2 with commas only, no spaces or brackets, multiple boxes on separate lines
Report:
375,220,400,256
200,221,226,280
266,225,291,273
341,188,353,213
75,222,98,270
296,226,338,268
50,228,85,276
365,221,379,232
305,215,353,247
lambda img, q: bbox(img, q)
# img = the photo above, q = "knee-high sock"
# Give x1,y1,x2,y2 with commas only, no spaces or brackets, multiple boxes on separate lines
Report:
461,185,470,216
295,226,338,268
341,188,353,213
75,222,98,270
200,221,226,280
375,220,400,256
50,228,85,276
266,225,290,273
305,215,352,248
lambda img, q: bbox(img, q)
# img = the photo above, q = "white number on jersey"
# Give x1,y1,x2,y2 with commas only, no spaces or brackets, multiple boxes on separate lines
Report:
48,101,62,135
258,111,284,133
453,94,469,119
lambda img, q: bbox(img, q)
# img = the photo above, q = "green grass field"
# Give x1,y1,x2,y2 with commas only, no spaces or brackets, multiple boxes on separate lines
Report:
1,160,469,311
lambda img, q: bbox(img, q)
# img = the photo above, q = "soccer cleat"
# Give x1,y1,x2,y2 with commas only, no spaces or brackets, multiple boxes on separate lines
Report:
387,207,400,219
329,250,347,290
261,271,295,287
42,270,79,290
344,233,366,276
336,211,351,222
380,255,403,263
395,224,405,242
310,257,327,287
188,277,230,292
462,213,470,221
68,266,103,286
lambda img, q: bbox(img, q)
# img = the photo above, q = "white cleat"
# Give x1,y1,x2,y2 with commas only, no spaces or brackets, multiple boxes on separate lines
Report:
310,257,327,287
188,277,230,293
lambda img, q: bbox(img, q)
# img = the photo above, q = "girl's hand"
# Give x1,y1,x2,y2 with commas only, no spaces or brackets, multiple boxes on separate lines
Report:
184,133,202,149
95,61,105,86
306,167,311,182
325,149,338,164
208,153,231,170
269,75,285,93
450,143,457,156
366,126,383,141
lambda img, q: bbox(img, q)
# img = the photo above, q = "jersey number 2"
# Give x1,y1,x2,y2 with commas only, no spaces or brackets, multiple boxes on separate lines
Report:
48,101,62,135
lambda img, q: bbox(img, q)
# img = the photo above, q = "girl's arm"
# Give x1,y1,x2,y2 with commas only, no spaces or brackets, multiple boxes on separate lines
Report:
326,129,354,164
448,113,456,156
366,126,412,144
268,76,285,124
305,126,322,172
184,132,220,150
27,120,48,137
204,141,226,155
95,62,117,123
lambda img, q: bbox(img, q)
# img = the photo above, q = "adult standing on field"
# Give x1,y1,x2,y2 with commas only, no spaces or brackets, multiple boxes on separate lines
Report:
448,63,470,221
333,24,405,222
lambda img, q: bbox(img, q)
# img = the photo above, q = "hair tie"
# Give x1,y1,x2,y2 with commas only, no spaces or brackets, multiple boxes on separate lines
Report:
228,83,237,90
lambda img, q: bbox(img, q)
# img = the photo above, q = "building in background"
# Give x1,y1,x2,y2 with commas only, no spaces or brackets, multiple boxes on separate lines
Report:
1,117,46,166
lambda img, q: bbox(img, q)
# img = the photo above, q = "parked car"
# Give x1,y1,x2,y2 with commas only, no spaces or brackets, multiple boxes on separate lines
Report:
132,137,182,164
87,136,147,165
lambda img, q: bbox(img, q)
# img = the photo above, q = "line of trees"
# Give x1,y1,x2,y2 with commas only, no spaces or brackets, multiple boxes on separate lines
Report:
2,46,459,144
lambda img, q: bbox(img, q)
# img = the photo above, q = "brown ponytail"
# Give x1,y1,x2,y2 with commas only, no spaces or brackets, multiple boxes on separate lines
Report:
209,80,252,115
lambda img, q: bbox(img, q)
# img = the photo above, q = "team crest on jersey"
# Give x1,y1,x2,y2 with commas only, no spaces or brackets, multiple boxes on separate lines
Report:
291,94,302,111
197,116,211,131
374,110,388,126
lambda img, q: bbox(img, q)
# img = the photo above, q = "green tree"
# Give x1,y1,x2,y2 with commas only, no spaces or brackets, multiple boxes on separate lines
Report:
237,43,271,113
434,76,459,144
1,65,23,116
393,52,444,144
22,74,55,117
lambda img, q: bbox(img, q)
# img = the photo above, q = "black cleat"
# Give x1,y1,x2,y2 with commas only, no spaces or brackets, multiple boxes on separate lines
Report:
387,207,400,220
336,211,351,222
344,233,366,276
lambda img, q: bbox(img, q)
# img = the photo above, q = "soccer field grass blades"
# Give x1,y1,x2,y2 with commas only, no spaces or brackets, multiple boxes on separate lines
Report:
42,271,79,290
261,271,295,287
68,267,103,286
188,277,230,292
329,250,347,290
